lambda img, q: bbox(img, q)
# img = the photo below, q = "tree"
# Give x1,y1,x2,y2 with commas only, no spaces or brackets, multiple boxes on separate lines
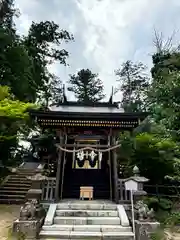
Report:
22,21,73,104
38,73,63,107
0,27,36,102
148,71,180,133
115,61,149,112
0,20,73,103
148,45,180,140
0,0,17,31
68,69,105,103
118,132,178,184
0,86,36,166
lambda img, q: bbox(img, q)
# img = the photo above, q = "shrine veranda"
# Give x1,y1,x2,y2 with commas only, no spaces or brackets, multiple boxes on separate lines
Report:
30,100,147,203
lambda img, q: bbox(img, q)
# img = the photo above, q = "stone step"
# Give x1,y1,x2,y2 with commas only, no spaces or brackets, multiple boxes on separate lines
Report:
6,179,31,183
0,198,25,204
0,186,30,190
9,175,30,179
39,230,134,239
54,216,121,225
17,172,36,175
56,209,118,217
0,194,26,199
8,177,31,182
4,183,31,187
57,203,117,211
42,224,132,232
0,190,27,194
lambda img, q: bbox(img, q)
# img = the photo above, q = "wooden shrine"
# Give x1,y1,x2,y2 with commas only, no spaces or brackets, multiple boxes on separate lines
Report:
30,96,147,203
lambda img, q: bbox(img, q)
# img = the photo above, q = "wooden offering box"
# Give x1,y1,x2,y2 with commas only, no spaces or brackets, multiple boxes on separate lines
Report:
80,186,93,200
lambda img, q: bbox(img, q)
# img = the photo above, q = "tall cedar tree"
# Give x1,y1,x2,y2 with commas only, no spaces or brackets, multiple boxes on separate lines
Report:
148,51,180,140
68,69,105,103
115,61,149,112
0,0,17,30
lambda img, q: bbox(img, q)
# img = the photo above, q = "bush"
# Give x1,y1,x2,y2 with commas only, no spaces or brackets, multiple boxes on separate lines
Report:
0,167,11,184
165,211,180,227
158,198,173,211
144,196,159,211
144,197,173,212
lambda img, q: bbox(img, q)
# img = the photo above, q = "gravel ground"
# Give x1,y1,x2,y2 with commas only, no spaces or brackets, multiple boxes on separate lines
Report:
0,205,20,240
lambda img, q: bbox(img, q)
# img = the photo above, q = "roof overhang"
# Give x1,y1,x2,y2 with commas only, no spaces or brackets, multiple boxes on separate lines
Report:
29,109,148,129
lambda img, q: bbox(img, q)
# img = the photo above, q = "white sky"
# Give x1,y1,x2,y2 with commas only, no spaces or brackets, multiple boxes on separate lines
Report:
14,0,180,101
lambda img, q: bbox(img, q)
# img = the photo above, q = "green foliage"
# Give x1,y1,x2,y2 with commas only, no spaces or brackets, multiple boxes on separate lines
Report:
144,197,173,212
144,197,160,211
0,18,73,104
149,50,180,140
0,0,17,31
150,229,165,240
0,1,74,169
119,132,178,183
0,86,36,120
115,60,149,112
23,20,73,104
0,27,36,102
0,86,36,166
68,69,105,103
158,198,173,211
164,211,180,227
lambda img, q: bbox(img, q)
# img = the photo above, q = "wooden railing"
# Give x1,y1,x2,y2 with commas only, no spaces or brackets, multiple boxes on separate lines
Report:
118,179,180,202
41,177,180,203
144,184,180,199
41,177,56,202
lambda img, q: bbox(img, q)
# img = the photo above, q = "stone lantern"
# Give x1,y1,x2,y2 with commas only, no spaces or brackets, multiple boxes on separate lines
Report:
124,166,149,202
26,173,48,201
124,166,160,240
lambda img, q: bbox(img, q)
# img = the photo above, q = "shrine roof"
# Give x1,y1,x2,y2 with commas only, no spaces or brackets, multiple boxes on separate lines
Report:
49,104,124,114
30,101,148,118
29,101,148,130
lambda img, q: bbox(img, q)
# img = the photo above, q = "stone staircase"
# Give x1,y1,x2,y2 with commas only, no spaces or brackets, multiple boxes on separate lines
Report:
0,173,32,204
0,162,45,204
40,200,134,240
0,167,40,204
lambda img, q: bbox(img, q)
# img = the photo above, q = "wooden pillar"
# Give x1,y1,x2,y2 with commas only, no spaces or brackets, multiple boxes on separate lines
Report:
55,130,63,202
60,133,67,199
112,135,119,204
108,129,112,201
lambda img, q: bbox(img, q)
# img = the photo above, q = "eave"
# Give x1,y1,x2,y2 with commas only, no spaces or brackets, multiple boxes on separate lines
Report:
29,109,148,129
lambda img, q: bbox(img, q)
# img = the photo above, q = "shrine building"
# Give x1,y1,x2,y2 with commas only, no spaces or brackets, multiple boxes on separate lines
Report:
30,95,147,203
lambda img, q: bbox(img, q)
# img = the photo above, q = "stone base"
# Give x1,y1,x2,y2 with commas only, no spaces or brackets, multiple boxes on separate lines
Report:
135,220,160,240
13,218,44,239
26,189,42,200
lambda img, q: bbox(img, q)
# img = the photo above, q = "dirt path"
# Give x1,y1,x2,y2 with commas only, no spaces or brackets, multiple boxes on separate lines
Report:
0,205,20,240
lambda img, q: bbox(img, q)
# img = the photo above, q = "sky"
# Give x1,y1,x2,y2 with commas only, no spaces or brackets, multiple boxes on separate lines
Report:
14,0,180,101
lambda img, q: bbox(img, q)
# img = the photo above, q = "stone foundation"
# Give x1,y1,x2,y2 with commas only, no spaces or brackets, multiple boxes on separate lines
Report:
13,218,44,239
135,220,160,240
